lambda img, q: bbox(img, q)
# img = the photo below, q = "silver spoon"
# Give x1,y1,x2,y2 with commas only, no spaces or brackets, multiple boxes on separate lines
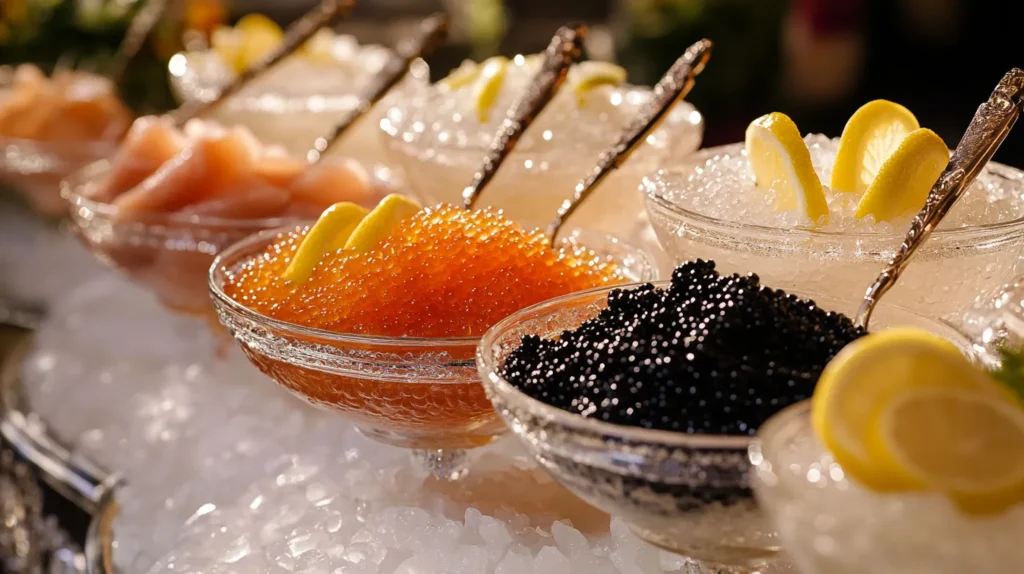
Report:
461,24,588,210
545,39,712,243
108,0,174,84
856,68,1024,329
305,13,450,164
171,0,355,126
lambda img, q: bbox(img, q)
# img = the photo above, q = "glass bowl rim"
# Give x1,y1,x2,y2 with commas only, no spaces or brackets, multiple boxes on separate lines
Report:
644,143,1024,240
477,280,968,452
747,399,812,479
381,84,704,155
168,46,406,109
62,158,325,229
210,225,658,349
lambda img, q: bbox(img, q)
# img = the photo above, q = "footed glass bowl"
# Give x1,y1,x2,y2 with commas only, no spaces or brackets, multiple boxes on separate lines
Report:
63,159,308,322
209,227,657,479
478,282,968,571
1,136,117,218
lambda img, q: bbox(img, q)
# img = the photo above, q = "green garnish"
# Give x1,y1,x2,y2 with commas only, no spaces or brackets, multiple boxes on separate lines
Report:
991,346,1024,403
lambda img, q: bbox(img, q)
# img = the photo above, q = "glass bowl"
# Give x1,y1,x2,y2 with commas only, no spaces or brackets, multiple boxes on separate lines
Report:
0,65,124,217
209,226,657,479
644,143,1024,321
750,398,1021,574
168,42,427,168
381,63,703,237
62,159,312,321
477,281,967,571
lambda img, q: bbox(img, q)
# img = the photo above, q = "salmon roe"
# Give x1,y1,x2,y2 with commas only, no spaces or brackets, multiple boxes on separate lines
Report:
223,204,623,337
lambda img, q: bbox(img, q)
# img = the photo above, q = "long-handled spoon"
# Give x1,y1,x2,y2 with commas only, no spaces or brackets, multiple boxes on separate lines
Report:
305,13,450,164
545,39,713,243
461,24,588,210
171,0,355,126
108,0,174,84
856,68,1024,330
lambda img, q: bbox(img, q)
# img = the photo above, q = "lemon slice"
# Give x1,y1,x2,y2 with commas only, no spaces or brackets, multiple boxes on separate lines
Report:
441,60,481,91
831,100,920,195
471,56,509,123
283,203,369,284
878,387,1024,515
812,327,1001,491
343,194,422,253
571,61,627,106
854,128,949,222
745,112,829,224
211,26,244,73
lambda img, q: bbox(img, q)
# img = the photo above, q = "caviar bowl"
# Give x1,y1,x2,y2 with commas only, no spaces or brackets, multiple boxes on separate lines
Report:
644,143,1024,320
209,226,657,479
477,281,969,571
63,159,317,321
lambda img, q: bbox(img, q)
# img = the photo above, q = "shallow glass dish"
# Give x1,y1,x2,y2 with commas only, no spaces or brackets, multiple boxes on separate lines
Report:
478,282,967,571
381,60,703,237
644,142,1024,321
63,159,311,321
209,226,657,479
168,39,426,167
750,398,1021,574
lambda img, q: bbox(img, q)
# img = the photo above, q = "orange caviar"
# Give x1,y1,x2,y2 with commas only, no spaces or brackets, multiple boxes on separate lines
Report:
223,204,622,337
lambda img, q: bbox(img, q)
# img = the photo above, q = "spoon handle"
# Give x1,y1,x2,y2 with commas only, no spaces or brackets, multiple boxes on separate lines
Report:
461,24,588,210
546,39,712,241
109,0,172,84
855,68,1024,329
172,0,354,126
307,13,449,163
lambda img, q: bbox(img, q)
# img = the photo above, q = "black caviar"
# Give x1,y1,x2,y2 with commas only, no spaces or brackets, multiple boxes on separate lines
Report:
502,260,866,435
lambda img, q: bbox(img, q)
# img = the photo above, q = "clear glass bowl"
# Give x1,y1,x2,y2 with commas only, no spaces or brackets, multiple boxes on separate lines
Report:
168,43,427,168
62,159,310,321
750,397,1022,574
209,226,657,479
644,144,1024,321
381,70,703,237
0,66,123,217
478,282,963,571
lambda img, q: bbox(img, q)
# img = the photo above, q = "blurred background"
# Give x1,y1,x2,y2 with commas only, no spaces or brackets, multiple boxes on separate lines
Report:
0,0,1021,162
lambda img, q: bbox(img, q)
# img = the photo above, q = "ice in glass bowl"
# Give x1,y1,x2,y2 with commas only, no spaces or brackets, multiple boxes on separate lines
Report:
478,283,966,571
644,136,1024,320
750,399,1023,574
168,35,426,167
381,57,704,237
209,226,657,478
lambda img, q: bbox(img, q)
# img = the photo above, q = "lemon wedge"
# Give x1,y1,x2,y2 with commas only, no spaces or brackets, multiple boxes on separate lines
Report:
211,26,244,73
854,128,949,222
300,28,337,65
812,327,1008,492
878,387,1024,515
344,194,422,253
235,14,284,69
745,112,829,224
283,203,369,284
831,100,920,195
235,13,282,37
571,61,627,105
471,56,509,123
441,60,481,91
